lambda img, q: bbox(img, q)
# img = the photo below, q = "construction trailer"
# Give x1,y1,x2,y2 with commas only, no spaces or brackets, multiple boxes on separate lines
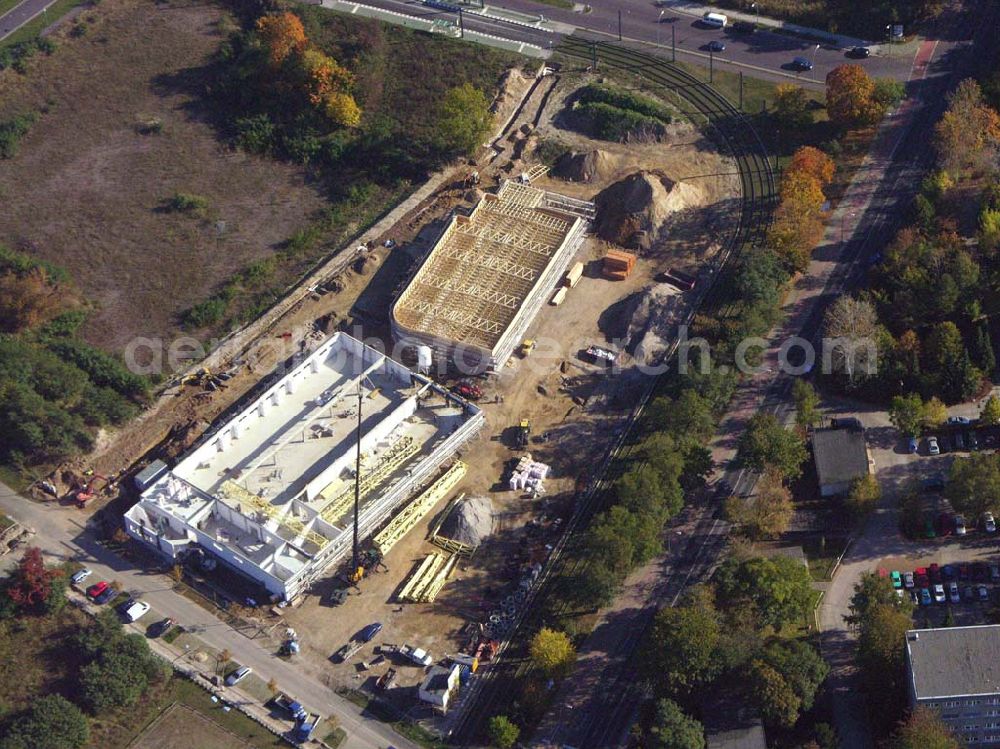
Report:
391,180,593,374
123,332,483,601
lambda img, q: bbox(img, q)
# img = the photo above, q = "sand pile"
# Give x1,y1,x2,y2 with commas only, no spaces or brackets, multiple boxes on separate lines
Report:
552,149,614,183
595,170,703,247
438,496,494,548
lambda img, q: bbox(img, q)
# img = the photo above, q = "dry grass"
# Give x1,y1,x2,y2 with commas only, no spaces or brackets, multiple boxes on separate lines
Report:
0,0,328,353
129,704,250,749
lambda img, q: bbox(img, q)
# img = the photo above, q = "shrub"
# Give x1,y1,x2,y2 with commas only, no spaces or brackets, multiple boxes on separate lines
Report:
572,101,666,142
182,296,228,328
0,112,39,159
234,113,277,154
166,192,210,216
576,83,673,123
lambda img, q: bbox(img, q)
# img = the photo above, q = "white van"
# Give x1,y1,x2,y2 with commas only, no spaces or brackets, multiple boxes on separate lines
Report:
703,12,728,28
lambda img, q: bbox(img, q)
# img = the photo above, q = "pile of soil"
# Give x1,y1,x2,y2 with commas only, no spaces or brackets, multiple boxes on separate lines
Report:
594,170,703,248
438,495,494,549
552,149,613,183
622,283,685,364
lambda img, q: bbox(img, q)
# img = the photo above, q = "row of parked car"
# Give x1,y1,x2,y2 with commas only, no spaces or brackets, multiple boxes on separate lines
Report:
883,562,1000,605
917,416,998,455
75,567,173,636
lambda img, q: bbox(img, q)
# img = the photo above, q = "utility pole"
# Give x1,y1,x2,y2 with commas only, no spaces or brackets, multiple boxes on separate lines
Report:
739,70,744,110
592,40,598,70
618,9,622,41
458,7,464,37
351,389,362,576
671,22,675,62
709,49,714,83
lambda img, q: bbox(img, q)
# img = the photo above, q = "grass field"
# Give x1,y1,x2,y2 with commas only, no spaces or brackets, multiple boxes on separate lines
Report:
0,0,329,353
0,0,85,50
131,704,250,749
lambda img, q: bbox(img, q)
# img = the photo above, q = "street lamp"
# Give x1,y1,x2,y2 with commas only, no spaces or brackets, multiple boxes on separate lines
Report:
809,42,820,68
750,2,758,26
840,211,856,243
657,10,664,46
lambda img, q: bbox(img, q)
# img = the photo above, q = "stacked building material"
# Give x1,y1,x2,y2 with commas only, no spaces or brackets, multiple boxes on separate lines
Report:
509,453,550,494
397,552,458,602
602,249,636,280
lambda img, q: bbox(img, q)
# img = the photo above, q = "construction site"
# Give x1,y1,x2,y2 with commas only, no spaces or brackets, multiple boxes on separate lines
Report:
66,61,740,729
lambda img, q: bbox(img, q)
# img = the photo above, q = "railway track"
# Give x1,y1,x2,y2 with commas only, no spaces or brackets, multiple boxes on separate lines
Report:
450,37,776,746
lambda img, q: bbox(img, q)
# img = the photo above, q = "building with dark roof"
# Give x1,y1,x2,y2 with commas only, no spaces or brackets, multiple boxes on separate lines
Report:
703,694,767,749
905,625,1000,746
812,424,872,497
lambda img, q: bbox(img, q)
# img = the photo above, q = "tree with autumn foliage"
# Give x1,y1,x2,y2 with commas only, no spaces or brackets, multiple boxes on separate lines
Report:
826,64,878,127
934,78,1000,177
773,83,813,129
788,146,835,186
299,49,361,127
0,267,63,333
256,12,307,67
5,546,65,614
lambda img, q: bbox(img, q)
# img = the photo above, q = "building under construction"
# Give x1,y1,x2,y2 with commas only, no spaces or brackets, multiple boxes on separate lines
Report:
391,180,593,373
123,332,483,600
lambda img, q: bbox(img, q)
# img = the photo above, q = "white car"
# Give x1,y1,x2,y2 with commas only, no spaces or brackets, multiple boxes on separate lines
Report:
984,512,996,533
225,665,252,686
70,568,92,585
955,515,967,536
927,437,940,455
121,600,150,623
933,584,946,604
948,416,972,425
949,582,960,604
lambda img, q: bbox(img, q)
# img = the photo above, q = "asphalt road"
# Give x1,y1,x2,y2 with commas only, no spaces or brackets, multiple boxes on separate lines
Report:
0,485,414,749
350,0,917,88
0,0,58,40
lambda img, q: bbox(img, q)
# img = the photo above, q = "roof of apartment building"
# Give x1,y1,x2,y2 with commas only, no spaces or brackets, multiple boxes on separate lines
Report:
907,625,1000,699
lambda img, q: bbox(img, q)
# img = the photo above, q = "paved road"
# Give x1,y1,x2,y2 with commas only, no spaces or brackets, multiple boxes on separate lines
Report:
0,0,57,40
349,0,918,88
0,485,414,749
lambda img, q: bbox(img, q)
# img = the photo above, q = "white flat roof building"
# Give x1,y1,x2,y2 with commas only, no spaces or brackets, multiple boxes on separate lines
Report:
124,332,483,600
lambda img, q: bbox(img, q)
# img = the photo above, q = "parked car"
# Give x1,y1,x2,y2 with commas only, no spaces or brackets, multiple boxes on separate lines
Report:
86,581,109,599
706,40,726,52
929,563,942,582
148,618,174,638
920,587,932,606
964,586,975,602
848,45,871,58
960,563,970,580
927,436,940,455
71,568,93,586
933,583,946,603
991,563,1000,581
942,565,956,580
948,416,972,425
890,570,902,589
980,584,991,601
924,519,937,538
937,513,954,536
949,582,961,603
915,567,928,585
969,431,980,450
903,571,915,589
358,622,383,643
954,432,966,450
908,436,918,454
225,665,252,686
974,562,989,581
119,600,150,623
791,56,814,71
955,515,968,535
732,20,756,33
94,587,116,605
984,512,996,533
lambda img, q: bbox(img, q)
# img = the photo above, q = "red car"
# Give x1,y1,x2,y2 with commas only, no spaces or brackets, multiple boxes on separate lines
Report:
937,513,954,536
451,381,482,400
929,563,942,582
86,581,109,599
914,567,929,588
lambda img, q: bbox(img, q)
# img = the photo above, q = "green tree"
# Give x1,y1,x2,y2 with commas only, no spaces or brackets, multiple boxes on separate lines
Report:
759,639,828,714
888,393,925,436
487,715,520,749
660,389,716,444
974,324,996,375
565,561,619,610
642,587,722,698
792,379,821,430
648,699,705,749
846,474,881,517
529,628,576,677
982,394,1000,425
713,555,814,630
846,571,911,630
0,695,89,749
748,659,800,727
923,396,949,429
888,706,961,749
872,79,905,112
773,84,813,129
737,412,808,480
79,633,163,713
945,452,1000,519
435,83,493,156
725,469,793,540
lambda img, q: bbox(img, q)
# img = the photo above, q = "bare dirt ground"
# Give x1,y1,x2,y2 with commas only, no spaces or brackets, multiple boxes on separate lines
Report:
0,0,328,352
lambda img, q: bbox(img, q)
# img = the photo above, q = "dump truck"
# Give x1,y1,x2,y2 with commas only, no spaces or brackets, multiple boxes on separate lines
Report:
659,268,697,291
400,644,434,667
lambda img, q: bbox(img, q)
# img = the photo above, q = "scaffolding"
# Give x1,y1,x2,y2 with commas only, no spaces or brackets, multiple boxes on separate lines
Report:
318,436,419,525
219,480,327,550
373,461,467,556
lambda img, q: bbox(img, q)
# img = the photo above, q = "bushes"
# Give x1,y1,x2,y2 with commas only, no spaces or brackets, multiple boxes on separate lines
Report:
577,83,674,122
165,192,210,216
0,112,38,159
568,83,673,142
